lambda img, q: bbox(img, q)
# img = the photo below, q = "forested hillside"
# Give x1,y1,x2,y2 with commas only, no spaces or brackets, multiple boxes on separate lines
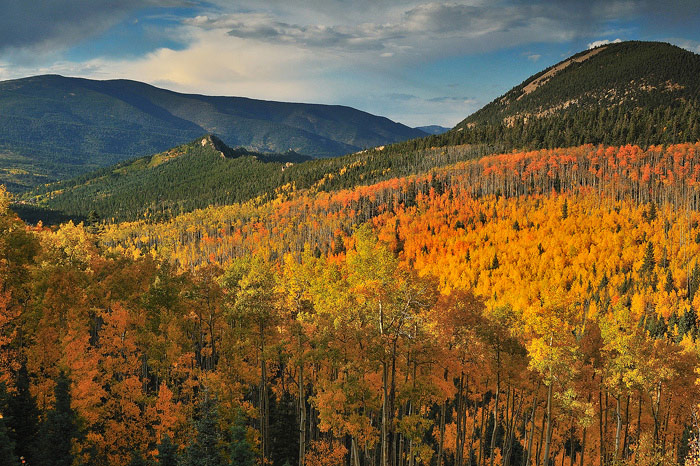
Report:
393,42,700,153
19,41,700,226
0,75,427,191
2,141,700,466
18,135,312,223
19,136,495,223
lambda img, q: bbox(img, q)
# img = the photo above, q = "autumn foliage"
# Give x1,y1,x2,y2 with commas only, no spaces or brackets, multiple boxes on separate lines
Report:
2,143,700,465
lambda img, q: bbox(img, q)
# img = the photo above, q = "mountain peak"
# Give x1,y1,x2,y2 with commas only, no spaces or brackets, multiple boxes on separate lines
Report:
461,41,698,128
440,40,700,150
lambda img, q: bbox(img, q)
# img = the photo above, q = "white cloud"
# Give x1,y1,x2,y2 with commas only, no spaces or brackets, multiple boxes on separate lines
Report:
184,2,585,61
587,38,622,49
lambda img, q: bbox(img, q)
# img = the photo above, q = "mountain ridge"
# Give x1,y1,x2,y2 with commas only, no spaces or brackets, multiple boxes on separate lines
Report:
19,134,315,223
0,74,426,191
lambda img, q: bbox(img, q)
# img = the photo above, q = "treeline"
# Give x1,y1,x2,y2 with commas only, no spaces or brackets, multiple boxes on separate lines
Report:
394,42,700,154
436,104,700,152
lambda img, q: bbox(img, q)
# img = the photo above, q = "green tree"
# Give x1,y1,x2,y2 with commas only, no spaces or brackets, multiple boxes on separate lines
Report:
8,361,38,464
229,414,255,466
156,433,179,466
640,242,656,279
182,392,225,466
128,452,152,466
0,383,18,466
36,372,79,466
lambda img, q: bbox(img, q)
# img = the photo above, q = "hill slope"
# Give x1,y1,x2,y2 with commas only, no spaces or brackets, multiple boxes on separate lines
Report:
0,75,426,190
19,135,314,222
402,41,700,151
19,134,493,223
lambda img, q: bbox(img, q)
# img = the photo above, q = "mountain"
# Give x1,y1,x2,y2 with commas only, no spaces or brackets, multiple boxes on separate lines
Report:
396,41,700,152
18,135,315,223
0,75,427,191
414,125,451,135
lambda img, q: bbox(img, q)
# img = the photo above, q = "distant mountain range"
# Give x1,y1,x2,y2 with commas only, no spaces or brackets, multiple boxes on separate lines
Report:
414,125,451,135
0,75,426,191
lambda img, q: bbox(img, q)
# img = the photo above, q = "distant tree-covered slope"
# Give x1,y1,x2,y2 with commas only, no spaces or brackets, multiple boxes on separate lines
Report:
19,135,316,222
20,134,494,223
0,75,426,190
393,41,700,152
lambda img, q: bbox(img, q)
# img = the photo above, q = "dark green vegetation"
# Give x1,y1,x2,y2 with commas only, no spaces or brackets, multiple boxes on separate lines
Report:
20,134,494,223
0,75,426,191
398,41,700,151
21,135,314,222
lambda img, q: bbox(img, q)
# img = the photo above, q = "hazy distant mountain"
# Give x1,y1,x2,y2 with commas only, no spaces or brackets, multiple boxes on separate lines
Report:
0,75,426,191
415,125,451,135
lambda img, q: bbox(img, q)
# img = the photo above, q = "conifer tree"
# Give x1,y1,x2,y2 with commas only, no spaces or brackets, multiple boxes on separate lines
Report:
157,433,179,466
182,392,225,466
640,242,655,279
229,414,255,466
8,361,38,464
128,452,151,466
0,383,17,466
37,372,79,466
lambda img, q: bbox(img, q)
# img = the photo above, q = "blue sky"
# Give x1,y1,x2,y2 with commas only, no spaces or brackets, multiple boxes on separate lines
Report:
2,1,700,127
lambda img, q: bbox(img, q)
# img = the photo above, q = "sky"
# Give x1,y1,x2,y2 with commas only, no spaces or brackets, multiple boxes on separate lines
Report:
2,1,700,128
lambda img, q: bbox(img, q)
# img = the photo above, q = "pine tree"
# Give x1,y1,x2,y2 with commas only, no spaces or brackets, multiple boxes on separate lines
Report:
0,416,17,466
690,262,700,300
8,361,39,464
156,433,179,466
229,414,255,466
181,392,225,466
37,372,79,466
0,383,18,466
640,242,655,279
128,452,152,466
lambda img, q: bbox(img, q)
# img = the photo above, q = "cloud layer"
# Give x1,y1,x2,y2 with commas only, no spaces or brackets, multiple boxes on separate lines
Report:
0,1,184,58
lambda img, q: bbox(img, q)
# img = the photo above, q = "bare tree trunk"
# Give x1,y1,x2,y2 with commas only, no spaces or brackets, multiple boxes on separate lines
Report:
543,382,554,466
598,389,605,466
478,380,489,466
438,398,447,466
536,404,546,466
525,390,538,466
622,395,630,459
579,392,591,466
490,346,501,466
299,360,306,466
614,395,622,463
382,360,389,466
351,437,361,466
260,321,269,463
457,374,467,466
